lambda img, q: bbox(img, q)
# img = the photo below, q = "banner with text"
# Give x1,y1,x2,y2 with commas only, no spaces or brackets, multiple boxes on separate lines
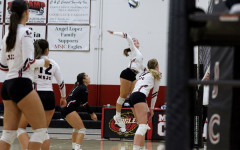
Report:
0,25,2,50
5,25,46,42
152,109,166,140
47,25,89,51
48,0,90,24
0,0,3,23
5,0,47,23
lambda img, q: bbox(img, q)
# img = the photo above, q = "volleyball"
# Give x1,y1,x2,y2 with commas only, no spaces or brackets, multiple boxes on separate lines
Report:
128,0,140,9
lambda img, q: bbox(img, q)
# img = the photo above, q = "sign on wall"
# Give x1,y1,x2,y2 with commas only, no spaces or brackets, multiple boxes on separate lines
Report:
47,25,89,51
0,25,2,50
5,25,46,42
1,0,90,51
0,0,4,23
48,0,90,24
5,0,47,23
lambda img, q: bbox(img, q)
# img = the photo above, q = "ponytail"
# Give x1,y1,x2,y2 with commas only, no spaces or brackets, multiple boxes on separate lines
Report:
149,69,161,80
6,12,19,52
74,81,79,88
34,39,49,59
73,73,85,88
6,0,28,52
123,48,131,57
147,58,161,80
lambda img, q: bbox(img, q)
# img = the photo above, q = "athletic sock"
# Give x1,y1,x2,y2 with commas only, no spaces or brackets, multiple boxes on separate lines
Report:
72,142,76,149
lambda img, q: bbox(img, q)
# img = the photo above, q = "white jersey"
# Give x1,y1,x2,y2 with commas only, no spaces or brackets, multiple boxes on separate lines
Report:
0,24,44,81
34,56,66,97
133,71,161,109
113,32,145,73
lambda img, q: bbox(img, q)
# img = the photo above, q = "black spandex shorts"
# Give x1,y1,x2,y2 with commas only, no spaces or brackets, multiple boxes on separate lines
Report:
129,91,146,107
61,100,78,118
120,68,137,82
1,78,33,103
37,91,55,110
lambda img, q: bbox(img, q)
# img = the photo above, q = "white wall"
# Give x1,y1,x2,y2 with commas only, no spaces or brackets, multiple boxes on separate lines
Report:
101,0,169,85
0,0,169,86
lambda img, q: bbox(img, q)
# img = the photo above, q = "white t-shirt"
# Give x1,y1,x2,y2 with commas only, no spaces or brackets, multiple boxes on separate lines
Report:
113,32,145,73
133,71,161,109
0,24,44,81
34,56,66,97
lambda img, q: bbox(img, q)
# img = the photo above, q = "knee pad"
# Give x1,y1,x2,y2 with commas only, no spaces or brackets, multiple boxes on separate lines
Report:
0,130,17,145
117,97,125,105
29,128,47,143
73,128,79,133
78,128,86,136
17,128,27,137
135,124,151,136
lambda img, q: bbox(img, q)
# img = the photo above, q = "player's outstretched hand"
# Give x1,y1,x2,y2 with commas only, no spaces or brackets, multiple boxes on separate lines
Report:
90,113,98,121
107,30,114,34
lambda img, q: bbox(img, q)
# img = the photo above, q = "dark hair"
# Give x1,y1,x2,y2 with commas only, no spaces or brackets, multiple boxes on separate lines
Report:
34,39,49,59
123,48,131,57
74,73,86,87
6,0,28,52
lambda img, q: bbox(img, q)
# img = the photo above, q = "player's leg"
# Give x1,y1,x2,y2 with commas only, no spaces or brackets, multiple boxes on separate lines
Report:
17,114,29,150
41,110,55,150
133,102,149,150
40,91,56,150
65,111,85,150
114,78,132,130
17,90,47,150
0,100,21,150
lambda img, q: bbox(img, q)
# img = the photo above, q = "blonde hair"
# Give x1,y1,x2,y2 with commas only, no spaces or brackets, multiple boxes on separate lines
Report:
147,59,161,80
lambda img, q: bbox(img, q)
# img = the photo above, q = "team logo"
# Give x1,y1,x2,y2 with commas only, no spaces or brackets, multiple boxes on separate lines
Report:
109,112,138,137
7,1,46,15
208,114,220,144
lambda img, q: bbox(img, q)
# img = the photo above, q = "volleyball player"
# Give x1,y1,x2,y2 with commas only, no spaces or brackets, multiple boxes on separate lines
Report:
107,30,145,132
17,39,67,150
129,59,161,150
61,73,98,150
0,0,50,149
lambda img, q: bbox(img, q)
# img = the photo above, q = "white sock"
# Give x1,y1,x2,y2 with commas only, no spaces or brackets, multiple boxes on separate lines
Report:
140,146,146,150
133,145,141,150
72,142,76,149
75,144,81,150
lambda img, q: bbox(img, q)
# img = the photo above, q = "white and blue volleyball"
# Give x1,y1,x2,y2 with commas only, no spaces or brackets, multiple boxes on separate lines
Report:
128,0,140,8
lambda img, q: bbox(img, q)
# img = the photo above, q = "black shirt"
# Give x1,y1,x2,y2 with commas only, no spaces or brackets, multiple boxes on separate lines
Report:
66,84,93,114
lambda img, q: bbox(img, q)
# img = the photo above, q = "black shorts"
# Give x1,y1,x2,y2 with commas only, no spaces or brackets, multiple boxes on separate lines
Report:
37,91,55,110
120,68,137,82
129,91,146,106
61,100,78,118
1,78,33,103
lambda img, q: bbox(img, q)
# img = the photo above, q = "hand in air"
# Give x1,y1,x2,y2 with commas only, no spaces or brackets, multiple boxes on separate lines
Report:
107,30,114,34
